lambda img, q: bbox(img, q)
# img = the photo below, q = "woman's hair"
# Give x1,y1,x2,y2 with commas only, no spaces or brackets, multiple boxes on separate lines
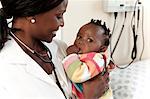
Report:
0,0,64,50
90,19,111,46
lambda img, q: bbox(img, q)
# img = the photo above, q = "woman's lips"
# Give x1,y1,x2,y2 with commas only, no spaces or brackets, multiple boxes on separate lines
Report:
52,31,56,37
52,34,56,37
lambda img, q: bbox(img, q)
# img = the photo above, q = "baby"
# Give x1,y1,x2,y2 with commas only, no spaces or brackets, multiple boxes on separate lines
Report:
63,19,115,99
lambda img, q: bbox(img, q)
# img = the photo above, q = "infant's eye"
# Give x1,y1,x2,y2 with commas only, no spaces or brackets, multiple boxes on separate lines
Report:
87,38,93,42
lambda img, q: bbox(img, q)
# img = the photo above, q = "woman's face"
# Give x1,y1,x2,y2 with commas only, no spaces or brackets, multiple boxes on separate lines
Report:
74,23,104,54
29,0,68,42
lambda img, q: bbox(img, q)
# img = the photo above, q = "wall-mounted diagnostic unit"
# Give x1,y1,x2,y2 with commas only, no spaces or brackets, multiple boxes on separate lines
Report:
103,0,141,12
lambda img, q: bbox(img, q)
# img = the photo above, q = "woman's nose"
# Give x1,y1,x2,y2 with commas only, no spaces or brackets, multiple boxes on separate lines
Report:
60,18,64,27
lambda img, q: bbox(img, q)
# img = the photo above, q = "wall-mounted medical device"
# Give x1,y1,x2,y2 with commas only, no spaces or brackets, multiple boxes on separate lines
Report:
103,0,141,12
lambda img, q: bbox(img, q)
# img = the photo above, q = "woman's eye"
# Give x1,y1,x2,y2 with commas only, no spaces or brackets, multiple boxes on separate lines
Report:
56,14,63,19
87,38,93,42
57,16,62,19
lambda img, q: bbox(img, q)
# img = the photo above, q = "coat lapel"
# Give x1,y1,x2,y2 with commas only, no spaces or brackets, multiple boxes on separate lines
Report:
25,57,57,87
4,36,58,87
45,40,68,85
45,40,72,96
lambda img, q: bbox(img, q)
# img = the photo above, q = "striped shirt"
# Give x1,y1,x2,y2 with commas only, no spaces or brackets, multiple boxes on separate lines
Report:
63,52,109,99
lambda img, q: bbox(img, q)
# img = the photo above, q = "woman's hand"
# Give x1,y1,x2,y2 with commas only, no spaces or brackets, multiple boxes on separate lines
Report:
66,45,80,55
82,72,110,99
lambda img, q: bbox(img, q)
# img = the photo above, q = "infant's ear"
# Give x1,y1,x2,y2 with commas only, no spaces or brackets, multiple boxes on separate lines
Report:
99,45,107,52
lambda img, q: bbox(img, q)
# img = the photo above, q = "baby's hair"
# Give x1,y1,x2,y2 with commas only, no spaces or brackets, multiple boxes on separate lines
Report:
90,19,111,46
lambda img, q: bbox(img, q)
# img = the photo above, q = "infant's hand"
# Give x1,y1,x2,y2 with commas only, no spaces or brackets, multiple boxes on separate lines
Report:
66,45,80,55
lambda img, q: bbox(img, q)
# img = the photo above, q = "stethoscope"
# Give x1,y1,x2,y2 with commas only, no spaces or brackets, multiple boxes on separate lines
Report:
9,31,67,99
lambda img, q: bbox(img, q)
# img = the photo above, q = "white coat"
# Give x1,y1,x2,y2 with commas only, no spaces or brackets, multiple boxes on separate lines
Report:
0,36,72,99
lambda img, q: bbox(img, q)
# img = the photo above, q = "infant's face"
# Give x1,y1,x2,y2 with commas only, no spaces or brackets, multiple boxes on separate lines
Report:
74,23,104,54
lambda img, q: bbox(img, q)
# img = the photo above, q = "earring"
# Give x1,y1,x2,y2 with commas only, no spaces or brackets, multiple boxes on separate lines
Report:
30,18,36,24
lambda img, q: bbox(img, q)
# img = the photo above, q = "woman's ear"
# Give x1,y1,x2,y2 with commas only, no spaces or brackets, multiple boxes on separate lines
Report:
99,45,107,52
26,16,36,24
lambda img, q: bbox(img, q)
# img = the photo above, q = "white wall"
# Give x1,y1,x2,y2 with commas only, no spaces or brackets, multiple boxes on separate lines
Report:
142,0,150,62
62,0,150,65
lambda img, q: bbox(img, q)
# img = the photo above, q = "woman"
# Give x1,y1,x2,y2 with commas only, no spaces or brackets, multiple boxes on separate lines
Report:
0,0,110,98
